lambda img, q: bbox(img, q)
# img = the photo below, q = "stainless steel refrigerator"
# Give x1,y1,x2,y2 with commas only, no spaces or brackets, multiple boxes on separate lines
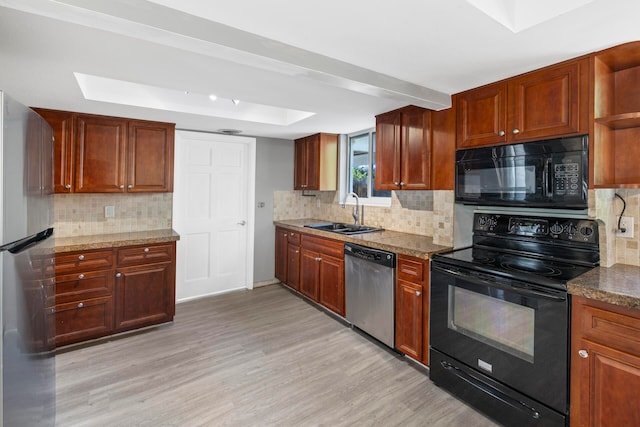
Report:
0,91,56,426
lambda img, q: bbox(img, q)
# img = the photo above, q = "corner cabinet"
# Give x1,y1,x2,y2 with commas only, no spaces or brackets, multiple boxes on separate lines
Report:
53,242,176,347
592,41,640,187
395,255,430,366
294,133,338,191
33,108,175,193
570,296,640,426
456,57,589,149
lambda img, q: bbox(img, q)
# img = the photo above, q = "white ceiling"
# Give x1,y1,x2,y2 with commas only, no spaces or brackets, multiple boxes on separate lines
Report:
1,0,639,140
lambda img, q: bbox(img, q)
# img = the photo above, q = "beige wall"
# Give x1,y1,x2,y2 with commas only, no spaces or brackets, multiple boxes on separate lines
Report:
54,193,172,237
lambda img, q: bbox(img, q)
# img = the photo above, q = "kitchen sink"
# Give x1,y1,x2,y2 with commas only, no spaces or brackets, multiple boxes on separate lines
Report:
304,222,383,235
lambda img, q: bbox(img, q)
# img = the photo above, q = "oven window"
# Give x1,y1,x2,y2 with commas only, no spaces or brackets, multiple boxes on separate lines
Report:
448,286,535,363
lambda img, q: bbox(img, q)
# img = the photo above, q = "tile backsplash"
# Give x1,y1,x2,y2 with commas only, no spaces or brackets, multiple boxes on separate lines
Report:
593,189,640,267
54,193,173,237
274,190,454,246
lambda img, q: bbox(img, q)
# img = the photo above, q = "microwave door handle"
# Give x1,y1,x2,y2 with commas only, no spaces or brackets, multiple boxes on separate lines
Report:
544,158,553,198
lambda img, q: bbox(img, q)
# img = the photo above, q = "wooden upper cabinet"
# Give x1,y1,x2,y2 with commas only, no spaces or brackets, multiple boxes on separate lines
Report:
75,114,127,193
293,133,337,191
34,108,175,193
509,58,588,142
375,106,431,190
591,41,640,188
128,120,175,192
33,108,75,193
456,82,507,149
456,57,588,149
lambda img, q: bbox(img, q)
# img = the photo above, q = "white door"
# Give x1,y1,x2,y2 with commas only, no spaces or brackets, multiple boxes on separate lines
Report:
173,130,256,301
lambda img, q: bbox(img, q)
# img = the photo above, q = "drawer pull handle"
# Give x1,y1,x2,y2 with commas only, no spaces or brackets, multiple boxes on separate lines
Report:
78,274,85,279
77,302,84,308
144,247,150,253
78,255,85,261
578,349,589,359
115,272,122,278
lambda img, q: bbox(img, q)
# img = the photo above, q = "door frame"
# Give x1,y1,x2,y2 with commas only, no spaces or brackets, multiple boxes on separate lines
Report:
172,130,256,302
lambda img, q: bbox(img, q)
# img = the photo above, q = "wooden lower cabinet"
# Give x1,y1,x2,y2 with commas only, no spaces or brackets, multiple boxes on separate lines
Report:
570,296,640,426
317,253,344,317
286,244,301,291
54,242,176,347
275,227,288,283
395,255,430,365
114,261,174,332
300,247,321,300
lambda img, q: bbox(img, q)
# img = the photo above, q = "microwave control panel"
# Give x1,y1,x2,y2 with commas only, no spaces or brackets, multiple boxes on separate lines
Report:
554,162,580,196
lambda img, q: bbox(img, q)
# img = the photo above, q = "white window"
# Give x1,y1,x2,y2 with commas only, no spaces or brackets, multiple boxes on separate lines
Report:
340,129,391,206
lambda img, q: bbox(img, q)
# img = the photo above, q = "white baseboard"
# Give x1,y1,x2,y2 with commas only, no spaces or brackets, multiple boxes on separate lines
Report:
253,279,280,288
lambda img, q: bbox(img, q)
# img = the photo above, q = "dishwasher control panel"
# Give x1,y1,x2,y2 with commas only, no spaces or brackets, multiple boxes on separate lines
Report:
344,243,395,268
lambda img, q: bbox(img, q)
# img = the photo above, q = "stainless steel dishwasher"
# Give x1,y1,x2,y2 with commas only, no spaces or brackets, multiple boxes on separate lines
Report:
344,242,396,348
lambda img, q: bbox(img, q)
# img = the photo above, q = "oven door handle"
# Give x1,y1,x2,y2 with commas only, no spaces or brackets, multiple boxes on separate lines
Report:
432,265,566,302
439,360,542,420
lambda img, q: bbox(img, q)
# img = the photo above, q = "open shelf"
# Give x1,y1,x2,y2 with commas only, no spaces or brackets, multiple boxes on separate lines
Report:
595,112,640,129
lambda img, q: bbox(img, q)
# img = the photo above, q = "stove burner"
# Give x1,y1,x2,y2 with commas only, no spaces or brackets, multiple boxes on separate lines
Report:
500,261,562,277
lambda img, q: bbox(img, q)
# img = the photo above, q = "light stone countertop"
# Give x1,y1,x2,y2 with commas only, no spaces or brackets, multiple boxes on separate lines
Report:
568,264,640,310
274,219,451,259
54,229,180,253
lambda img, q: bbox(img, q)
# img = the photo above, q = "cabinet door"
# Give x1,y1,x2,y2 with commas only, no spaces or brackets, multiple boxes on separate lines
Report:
509,58,588,142
395,279,423,360
318,255,344,316
114,262,175,332
375,110,402,190
401,107,430,189
275,228,288,283
293,138,307,190
456,82,508,148
299,248,320,300
75,115,127,192
53,296,113,346
571,338,640,427
304,134,320,190
34,108,75,193
127,120,175,192
286,244,301,291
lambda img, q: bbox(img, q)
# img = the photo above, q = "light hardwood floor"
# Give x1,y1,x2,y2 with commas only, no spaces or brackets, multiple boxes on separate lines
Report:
55,284,498,427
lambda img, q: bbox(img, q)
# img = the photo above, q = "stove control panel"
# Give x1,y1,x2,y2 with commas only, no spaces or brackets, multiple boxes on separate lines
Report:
474,213,598,244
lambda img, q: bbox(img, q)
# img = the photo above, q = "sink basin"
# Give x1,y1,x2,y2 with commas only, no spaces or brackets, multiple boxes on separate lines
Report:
304,222,383,235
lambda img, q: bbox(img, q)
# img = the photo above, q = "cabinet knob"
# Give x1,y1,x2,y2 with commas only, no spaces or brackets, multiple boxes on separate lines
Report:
128,184,133,189
498,131,505,137
512,129,520,135
315,257,322,262
119,185,125,189
65,184,71,189
115,272,122,278
78,255,85,261
394,182,399,186
415,291,421,296
400,182,405,186
294,250,299,254
578,349,589,359
144,247,150,253
78,273,84,279
77,302,84,308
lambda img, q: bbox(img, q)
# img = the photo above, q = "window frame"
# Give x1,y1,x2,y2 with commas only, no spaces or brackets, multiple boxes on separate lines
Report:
339,129,392,208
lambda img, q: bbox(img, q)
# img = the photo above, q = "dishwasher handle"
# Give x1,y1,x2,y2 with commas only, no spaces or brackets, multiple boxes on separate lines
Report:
344,243,395,269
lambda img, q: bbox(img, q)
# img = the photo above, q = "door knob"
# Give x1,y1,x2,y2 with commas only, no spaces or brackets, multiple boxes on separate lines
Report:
238,220,246,226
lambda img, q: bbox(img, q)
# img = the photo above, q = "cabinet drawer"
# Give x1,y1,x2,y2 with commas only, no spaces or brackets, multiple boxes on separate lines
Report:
55,270,114,304
52,296,113,346
117,243,174,266
301,234,343,258
55,250,114,274
287,231,301,245
398,256,425,283
576,298,640,356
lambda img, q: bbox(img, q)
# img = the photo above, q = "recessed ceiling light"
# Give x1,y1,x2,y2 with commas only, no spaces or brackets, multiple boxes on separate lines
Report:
73,73,315,126
209,94,217,101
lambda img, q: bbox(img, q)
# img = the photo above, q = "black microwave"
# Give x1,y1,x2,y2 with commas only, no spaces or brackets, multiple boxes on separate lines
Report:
455,136,588,209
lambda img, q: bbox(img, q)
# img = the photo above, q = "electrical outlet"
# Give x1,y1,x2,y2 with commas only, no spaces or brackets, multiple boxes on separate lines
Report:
616,216,634,238
316,198,321,208
105,205,115,218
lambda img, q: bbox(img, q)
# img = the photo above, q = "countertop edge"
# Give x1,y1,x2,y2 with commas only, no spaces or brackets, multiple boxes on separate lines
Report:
55,229,180,253
274,219,451,259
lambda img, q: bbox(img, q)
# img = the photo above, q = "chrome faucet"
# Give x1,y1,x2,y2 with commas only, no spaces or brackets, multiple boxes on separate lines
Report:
349,192,360,225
